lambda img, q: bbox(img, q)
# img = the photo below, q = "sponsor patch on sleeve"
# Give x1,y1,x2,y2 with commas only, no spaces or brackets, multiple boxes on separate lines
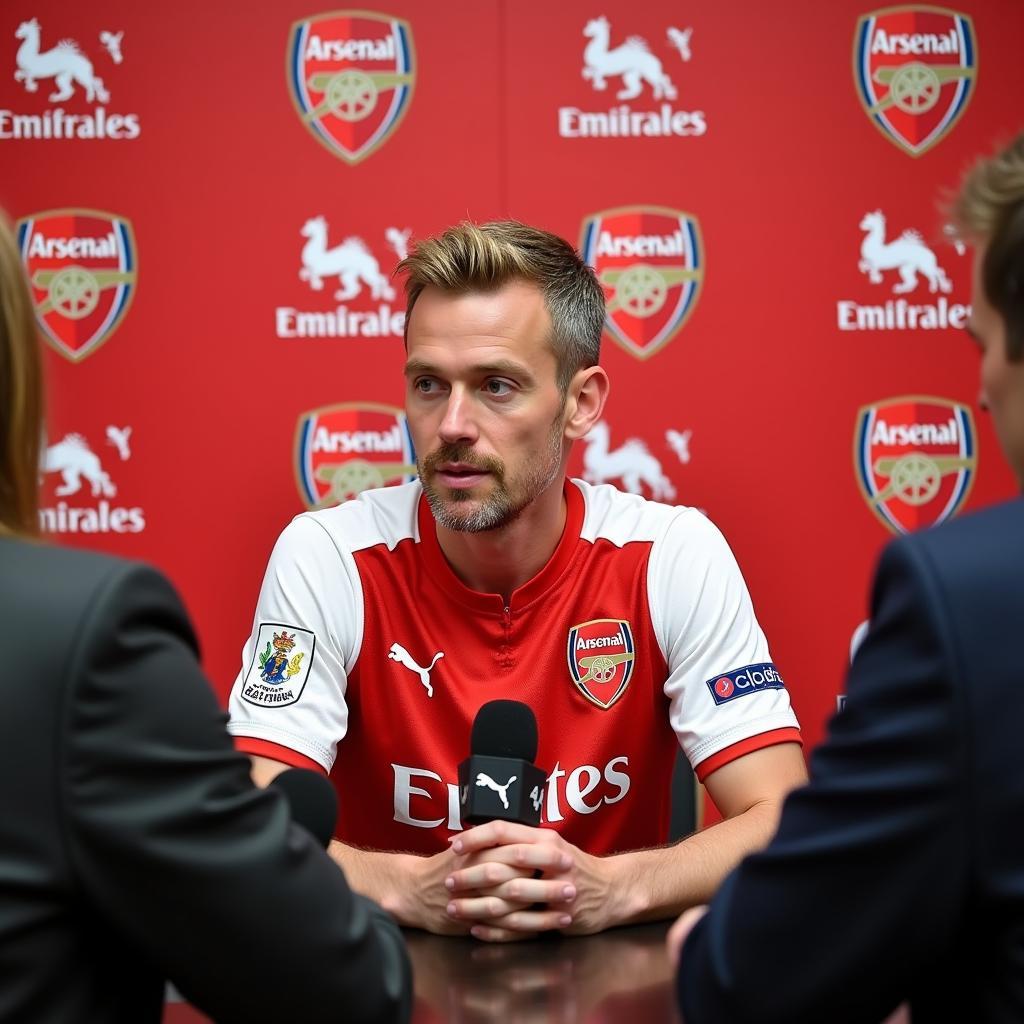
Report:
241,623,316,709
706,663,785,706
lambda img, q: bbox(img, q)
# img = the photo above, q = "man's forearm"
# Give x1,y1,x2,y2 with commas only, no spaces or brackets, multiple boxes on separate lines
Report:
329,839,474,936
604,798,783,925
328,841,423,924
600,742,809,926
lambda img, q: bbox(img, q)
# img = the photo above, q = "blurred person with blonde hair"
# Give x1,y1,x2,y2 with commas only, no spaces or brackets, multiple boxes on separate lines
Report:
0,210,410,1023
670,131,1024,1024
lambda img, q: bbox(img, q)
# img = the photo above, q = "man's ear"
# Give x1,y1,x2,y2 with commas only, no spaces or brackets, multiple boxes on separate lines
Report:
563,366,610,440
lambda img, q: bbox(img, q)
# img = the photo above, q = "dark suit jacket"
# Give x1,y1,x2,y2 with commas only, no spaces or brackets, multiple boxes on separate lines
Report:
678,498,1024,1024
0,537,411,1024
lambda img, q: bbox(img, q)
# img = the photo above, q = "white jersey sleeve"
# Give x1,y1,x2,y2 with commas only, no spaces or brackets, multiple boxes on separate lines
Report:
648,508,799,772
227,514,362,771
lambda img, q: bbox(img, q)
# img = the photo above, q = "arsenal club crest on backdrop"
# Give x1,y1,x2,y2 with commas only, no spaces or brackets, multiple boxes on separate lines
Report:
17,209,137,362
853,5,977,157
581,206,704,360
567,618,635,710
294,403,416,510
854,395,976,534
287,10,415,164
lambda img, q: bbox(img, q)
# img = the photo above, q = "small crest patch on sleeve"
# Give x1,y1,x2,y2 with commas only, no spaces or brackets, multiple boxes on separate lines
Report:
242,623,316,708
706,663,785,706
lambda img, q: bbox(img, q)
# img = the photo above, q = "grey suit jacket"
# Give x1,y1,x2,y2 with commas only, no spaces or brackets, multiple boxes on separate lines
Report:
0,536,411,1023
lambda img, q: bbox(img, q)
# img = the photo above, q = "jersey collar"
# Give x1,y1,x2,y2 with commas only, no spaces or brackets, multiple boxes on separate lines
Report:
416,480,585,614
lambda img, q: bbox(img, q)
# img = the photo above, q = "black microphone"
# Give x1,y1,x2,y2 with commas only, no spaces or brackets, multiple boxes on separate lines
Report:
269,768,338,848
458,700,548,826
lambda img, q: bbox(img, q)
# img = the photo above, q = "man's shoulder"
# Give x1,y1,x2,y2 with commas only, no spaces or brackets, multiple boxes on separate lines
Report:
572,478,707,547
286,480,423,556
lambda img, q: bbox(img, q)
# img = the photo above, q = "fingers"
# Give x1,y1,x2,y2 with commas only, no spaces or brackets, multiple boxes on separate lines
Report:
465,842,572,875
666,906,708,967
447,893,526,922
452,820,561,856
446,853,571,892
466,906,575,942
447,884,576,933
450,874,578,905
445,861,526,890
443,824,583,940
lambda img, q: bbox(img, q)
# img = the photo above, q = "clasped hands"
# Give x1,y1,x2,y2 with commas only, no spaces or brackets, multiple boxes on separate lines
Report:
411,820,616,943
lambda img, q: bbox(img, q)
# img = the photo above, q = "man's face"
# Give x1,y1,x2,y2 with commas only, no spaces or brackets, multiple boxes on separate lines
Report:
404,280,568,532
969,245,1024,487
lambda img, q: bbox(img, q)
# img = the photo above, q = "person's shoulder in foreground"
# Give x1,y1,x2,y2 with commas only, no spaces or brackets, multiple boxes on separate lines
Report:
674,497,1024,1024
0,534,411,1024
670,130,1024,1024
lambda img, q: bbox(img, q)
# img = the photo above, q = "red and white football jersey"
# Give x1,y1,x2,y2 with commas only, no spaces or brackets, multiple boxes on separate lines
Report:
228,480,800,855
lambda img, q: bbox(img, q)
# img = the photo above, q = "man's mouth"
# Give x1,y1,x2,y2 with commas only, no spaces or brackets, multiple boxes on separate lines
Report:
434,462,491,487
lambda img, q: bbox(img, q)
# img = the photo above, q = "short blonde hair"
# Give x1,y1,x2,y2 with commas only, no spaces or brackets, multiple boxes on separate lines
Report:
397,220,605,391
949,132,1024,359
0,211,43,536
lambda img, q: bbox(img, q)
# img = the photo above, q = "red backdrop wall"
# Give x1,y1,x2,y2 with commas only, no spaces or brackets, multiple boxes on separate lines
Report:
3,0,1021,785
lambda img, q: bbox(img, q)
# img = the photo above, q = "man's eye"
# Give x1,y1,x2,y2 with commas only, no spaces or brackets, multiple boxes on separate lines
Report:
484,379,513,396
415,378,438,393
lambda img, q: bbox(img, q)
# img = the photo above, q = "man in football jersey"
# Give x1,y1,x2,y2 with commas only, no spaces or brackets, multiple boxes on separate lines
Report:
228,221,808,941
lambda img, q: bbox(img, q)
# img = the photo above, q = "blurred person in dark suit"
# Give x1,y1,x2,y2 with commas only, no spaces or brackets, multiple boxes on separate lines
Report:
669,131,1024,1023
0,210,411,1023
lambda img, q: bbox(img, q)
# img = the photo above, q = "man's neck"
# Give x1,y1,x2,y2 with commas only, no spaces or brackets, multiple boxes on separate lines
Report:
433,479,568,603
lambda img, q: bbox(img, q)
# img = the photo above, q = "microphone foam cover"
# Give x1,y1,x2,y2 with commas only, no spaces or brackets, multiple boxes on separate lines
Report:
269,768,338,848
470,699,538,762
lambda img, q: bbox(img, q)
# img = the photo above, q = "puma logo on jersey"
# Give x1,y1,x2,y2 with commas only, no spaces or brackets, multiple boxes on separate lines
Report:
476,772,517,810
387,642,443,698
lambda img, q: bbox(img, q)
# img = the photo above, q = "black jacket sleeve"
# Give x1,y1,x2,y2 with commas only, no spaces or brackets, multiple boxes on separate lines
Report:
59,562,411,1024
677,534,969,1024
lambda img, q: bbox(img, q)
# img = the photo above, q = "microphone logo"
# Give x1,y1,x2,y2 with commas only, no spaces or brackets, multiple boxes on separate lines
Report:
459,700,546,826
475,772,517,810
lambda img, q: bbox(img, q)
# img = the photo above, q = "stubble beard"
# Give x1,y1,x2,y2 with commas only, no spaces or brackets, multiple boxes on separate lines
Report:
419,415,565,534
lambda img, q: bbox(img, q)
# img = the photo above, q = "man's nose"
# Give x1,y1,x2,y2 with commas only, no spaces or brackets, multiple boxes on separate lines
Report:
438,387,478,445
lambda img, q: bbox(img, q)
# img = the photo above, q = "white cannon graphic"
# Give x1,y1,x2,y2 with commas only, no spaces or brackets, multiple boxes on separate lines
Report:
312,460,416,508
30,265,135,320
599,264,700,319
868,60,975,117
871,452,976,508
303,67,412,123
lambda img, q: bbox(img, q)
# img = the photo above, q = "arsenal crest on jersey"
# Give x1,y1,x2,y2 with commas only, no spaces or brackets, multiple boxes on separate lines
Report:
853,5,977,157
295,402,417,510
567,618,635,710
581,206,704,360
17,209,137,363
286,11,415,164
854,395,976,534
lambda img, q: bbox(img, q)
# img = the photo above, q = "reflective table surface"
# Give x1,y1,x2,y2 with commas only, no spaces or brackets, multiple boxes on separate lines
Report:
406,922,679,1024
166,922,677,1024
